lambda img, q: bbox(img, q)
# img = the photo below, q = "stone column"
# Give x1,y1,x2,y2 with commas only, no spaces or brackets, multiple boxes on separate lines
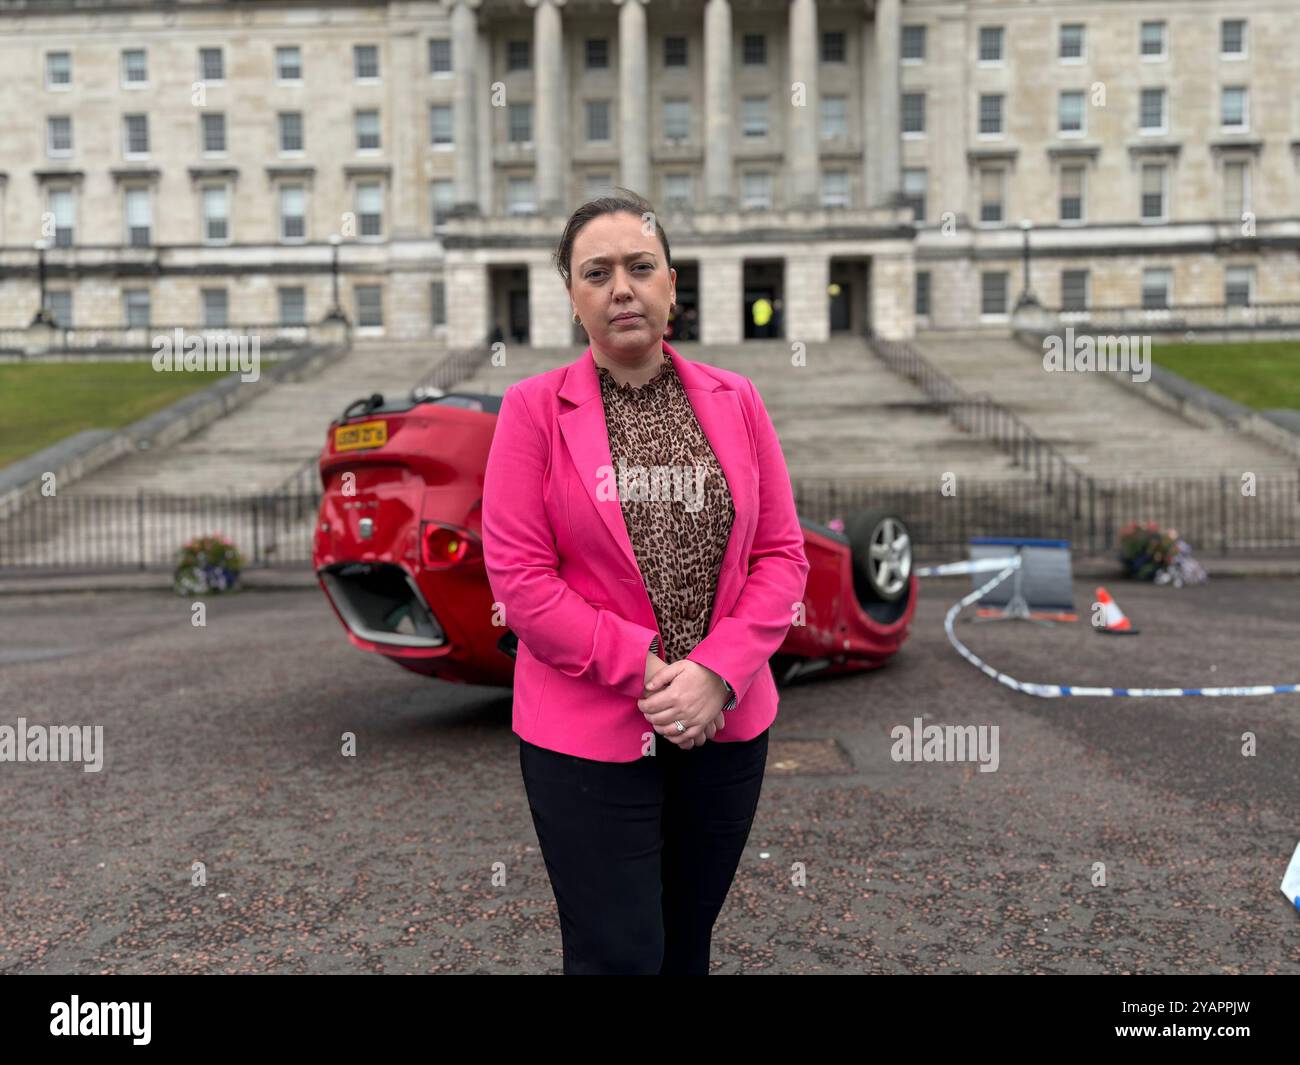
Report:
700,253,743,345
476,26,494,215
704,0,734,212
615,0,651,198
389,30,420,237
872,0,901,207
445,256,491,348
452,0,483,216
787,0,820,210
527,0,568,214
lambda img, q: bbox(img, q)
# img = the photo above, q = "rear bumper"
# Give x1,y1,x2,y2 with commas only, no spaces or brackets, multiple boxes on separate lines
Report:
318,562,446,648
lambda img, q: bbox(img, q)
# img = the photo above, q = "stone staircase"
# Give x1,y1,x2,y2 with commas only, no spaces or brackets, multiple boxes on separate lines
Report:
910,332,1294,478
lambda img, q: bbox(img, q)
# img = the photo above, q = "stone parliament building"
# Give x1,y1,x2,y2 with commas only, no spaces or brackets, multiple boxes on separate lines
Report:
0,0,1296,347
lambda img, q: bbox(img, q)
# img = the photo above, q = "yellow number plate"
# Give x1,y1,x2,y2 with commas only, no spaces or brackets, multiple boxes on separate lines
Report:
334,420,388,452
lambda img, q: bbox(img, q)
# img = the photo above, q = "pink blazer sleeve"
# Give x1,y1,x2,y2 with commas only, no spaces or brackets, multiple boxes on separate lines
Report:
686,377,810,706
481,384,659,700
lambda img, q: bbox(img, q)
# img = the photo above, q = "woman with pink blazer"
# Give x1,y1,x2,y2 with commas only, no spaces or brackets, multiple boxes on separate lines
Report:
481,189,809,975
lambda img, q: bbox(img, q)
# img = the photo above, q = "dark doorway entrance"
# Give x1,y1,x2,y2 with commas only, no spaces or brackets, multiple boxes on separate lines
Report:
743,260,784,339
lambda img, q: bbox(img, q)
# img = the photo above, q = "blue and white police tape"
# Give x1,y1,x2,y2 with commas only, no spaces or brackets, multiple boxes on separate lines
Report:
918,556,1300,698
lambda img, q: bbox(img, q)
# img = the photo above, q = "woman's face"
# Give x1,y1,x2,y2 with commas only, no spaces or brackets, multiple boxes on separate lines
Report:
568,211,676,364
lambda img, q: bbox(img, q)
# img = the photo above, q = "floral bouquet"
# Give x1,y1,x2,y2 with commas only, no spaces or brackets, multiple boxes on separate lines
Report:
1118,521,1207,587
174,533,244,595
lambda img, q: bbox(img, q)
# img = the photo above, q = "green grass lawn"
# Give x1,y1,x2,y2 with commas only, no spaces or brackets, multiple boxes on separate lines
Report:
0,363,237,469
1151,340,1300,411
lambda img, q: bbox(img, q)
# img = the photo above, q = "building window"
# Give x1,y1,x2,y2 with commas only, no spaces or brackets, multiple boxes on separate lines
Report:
978,167,1005,225
742,34,766,66
202,288,228,327
664,172,692,209
586,100,611,143
902,168,927,223
901,25,925,63
981,272,1008,316
915,271,931,317
125,187,151,246
1141,268,1171,310
822,170,849,208
429,38,452,74
1221,87,1248,131
1059,24,1085,62
122,48,147,86
901,92,925,136
1223,159,1250,221
355,182,383,238
198,47,224,82
1140,21,1166,60
355,109,381,151
741,171,772,210
1140,163,1167,222
279,184,306,241
1061,269,1089,312
507,103,532,144
506,176,535,215
1059,165,1085,223
1058,91,1085,136
47,289,73,327
47,116,73,157
979,94,1003,136
1224,265,1254,307
123,114,149,157
201,112,226,154
741,97,768,138
821,30,846,63
586,39,608,70
49,187,75,246
202,186,228,242
821,95,847,139
506,40,530,72
354,44,379,81
278,287,306,326
430,179,453,229
978,26,1004,64
585,172,613,201
663,98,690,141
431,281,446,328
1221,19,1246,58
1139,88,1166,134
429,104,453,147
46,51,72,88
279,112,304,153
664,36,687,68
124,289,151,328
355,285,383,328
276,45,302,81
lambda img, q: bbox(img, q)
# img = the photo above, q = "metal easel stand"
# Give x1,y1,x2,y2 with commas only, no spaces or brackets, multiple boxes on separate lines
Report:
968,548,1058,627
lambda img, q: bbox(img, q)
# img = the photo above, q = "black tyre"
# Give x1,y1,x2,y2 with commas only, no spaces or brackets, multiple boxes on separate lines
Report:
846,508,912,604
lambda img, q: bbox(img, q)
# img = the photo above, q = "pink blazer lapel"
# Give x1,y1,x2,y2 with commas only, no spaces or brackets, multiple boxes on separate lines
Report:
556,342,755,597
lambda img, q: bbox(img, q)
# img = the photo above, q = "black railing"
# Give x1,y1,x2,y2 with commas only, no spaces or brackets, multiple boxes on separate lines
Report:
793,473,1300,559
869,338,1096,500
1049,302,1300,333
2,474,1296,572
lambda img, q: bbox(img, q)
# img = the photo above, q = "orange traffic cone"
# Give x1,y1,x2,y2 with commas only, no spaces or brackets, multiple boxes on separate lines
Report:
1095,586,1139,635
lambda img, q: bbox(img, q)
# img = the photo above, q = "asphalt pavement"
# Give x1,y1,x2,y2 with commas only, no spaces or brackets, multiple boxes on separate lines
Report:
0,577,1297,974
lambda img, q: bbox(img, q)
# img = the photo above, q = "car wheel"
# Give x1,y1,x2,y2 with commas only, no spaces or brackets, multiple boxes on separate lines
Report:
846,508,912,604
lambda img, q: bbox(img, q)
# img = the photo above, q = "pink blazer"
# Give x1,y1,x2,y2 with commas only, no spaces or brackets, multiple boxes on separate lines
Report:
481,340,810,763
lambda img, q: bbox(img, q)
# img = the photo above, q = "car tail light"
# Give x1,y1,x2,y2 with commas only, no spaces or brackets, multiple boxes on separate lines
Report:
420,520,482,570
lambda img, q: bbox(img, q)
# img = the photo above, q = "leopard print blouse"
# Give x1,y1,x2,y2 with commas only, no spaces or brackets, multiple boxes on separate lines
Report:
596,349,737,708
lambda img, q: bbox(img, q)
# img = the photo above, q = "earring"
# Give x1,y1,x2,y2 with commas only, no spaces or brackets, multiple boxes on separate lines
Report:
572,312,581,323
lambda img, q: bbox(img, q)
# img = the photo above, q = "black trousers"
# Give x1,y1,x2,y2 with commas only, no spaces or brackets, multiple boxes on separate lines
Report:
519,727,769,975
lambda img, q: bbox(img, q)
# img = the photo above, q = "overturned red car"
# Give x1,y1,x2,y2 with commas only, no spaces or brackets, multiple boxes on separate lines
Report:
311,386,916,688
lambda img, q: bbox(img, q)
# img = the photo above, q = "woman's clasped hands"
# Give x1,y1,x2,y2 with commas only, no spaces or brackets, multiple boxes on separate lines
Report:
638,657,728,750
